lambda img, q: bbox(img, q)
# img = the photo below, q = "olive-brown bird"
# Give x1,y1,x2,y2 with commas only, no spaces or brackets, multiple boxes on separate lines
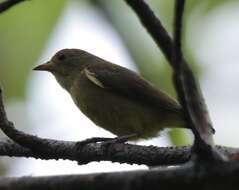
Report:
33,49,185,140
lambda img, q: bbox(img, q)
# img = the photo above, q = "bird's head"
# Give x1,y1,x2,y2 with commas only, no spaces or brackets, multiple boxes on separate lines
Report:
33,48,93,90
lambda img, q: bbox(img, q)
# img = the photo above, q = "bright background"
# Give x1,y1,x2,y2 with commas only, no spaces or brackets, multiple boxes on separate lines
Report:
0,0,239,176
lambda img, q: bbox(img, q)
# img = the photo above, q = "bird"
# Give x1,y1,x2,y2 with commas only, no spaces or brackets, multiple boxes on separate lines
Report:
33,49,186,141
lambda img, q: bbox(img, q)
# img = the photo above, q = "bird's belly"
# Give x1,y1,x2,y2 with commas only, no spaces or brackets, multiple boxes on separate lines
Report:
69,71,185,140
70,85,164,139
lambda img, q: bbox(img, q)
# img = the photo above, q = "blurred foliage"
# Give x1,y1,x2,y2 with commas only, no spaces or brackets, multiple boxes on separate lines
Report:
0,0,67,100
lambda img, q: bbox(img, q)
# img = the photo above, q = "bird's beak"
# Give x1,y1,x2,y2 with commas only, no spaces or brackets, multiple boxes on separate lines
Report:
33,61,55,72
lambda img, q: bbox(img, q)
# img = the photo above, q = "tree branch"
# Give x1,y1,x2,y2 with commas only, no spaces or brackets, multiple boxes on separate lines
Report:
1,161,239,190
1,139,238,165
173,0,184,67
172,0,218,159
0,0,26,13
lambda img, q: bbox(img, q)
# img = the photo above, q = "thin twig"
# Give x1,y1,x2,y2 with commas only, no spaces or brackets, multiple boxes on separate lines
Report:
0,0,26,13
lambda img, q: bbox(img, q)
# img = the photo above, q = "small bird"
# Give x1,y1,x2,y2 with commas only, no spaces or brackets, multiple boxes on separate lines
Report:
33,49,186,140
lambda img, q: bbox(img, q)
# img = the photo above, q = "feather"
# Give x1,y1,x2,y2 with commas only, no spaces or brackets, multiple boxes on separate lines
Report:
84,68,105,88
84,61,182,113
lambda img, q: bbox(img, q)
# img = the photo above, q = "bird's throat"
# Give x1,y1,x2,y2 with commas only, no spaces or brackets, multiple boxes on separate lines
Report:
53,73,74,92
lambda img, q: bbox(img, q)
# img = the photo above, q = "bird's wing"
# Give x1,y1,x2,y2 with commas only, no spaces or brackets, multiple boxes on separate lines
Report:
84,62,181,113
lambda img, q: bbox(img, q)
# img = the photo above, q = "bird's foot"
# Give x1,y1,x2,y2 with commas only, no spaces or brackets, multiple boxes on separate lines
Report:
104,134,138,144
75,134,138,165
75,137,113,147
75,134,137,149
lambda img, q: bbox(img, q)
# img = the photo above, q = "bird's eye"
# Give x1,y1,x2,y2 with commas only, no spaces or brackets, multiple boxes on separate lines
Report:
57,53,66,61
